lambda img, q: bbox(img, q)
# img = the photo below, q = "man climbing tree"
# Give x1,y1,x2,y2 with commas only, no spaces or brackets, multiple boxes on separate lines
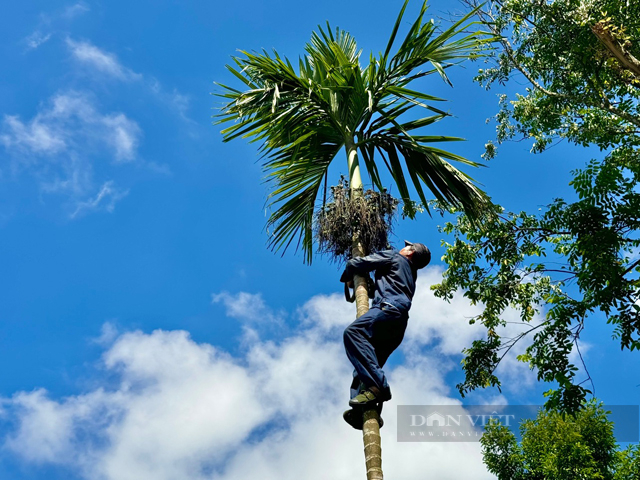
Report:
341,240,431,429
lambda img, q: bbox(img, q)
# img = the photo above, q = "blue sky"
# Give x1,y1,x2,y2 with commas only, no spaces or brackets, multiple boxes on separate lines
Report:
1,1,638,479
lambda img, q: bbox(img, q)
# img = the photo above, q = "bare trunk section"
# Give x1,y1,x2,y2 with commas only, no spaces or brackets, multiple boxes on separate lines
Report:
351,241,371,319
363,409,383,480
346,138,384,480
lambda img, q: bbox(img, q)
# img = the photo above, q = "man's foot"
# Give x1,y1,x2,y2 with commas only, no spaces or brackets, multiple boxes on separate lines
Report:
343,407,384,430
348,386,391,407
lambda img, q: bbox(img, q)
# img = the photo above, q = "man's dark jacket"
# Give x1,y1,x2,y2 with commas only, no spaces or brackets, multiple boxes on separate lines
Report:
340,249,416,313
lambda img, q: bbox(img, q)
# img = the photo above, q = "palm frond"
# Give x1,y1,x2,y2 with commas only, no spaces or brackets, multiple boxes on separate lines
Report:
376,4,492,89
215,39,353,263
360,133,489,218
264,137,341,263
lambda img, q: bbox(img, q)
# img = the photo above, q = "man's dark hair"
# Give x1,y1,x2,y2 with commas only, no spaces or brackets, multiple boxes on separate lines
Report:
405,241,431,269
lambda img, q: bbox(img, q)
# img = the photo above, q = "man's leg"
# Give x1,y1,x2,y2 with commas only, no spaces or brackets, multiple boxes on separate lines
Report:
373,305,408,370
343,305,407,402
343,307,387,394
349,371,363,400
343,305,407,427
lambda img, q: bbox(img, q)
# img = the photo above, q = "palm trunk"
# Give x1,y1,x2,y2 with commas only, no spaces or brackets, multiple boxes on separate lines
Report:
346,138,384,480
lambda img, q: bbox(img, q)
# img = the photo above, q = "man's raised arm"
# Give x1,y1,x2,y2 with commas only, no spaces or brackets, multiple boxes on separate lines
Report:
340,251,393,283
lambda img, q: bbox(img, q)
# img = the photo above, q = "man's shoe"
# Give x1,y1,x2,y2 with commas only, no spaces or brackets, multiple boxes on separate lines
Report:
343,408,384,430
348,389,378,406
349,385,392,407
379,386,392,402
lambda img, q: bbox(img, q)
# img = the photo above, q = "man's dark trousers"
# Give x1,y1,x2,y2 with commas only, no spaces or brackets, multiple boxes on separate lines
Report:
343,302,408,399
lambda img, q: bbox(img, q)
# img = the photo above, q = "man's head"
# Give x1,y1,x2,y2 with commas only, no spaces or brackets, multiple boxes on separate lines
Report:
399,240,431,269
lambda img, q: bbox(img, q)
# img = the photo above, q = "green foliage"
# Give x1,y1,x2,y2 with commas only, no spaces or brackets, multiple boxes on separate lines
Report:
437,0,640,411
469,0,640,158
435,156,640,410
215,1,493,263
481,401,637,480
615,444,640,480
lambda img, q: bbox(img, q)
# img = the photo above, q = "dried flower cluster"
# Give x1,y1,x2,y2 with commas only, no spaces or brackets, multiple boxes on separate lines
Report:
315,177,399,263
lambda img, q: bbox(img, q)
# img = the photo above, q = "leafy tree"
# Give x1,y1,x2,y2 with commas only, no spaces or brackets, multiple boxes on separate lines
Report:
433,0,640,412
481,401,639,480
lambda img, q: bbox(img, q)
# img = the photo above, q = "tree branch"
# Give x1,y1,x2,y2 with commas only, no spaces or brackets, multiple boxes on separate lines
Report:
623,258,640,276
573,323,595,396
468,0,567,99
598,96,640,129
493,321,550,375
591,21,640,79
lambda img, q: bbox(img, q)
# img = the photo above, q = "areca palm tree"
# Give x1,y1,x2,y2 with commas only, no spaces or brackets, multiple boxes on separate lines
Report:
215,2,491,479
216,1,491,265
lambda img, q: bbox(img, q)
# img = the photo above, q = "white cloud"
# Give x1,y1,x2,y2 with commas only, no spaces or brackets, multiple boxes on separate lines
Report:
22,3,89,52
0,114,66,154
212,291,285,325
4,389,74,463
2,282,509,480
0,91,141,215
168,91,190,117
149,79,193,122
1,91,141,165
65,41,193,123
66,39,142,81
62,2,90,19
71,181,129,218
298,292,354,332
102,114,140,161
24,31,52,50
407,266,486,355
145,161,172,176
92,322,120,346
